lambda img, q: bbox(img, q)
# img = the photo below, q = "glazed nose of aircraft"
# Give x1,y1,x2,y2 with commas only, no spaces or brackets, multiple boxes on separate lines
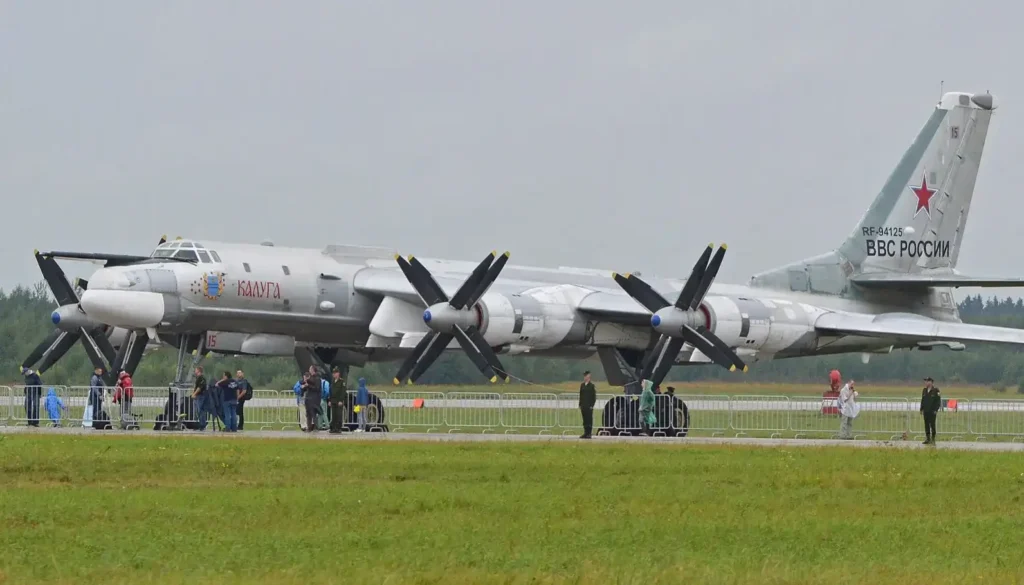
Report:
79,267,169,328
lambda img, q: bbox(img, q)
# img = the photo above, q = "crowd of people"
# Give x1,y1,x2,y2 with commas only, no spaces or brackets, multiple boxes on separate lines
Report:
17,365,944,442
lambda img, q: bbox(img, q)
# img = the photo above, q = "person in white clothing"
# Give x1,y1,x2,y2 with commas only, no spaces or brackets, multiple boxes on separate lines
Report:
837,379,859,439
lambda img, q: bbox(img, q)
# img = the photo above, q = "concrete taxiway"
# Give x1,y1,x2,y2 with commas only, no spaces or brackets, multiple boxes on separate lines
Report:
2,425,1023,452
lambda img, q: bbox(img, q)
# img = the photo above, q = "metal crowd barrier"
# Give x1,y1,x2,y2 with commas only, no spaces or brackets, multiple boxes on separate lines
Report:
1,386,10,427
7,386,1024,442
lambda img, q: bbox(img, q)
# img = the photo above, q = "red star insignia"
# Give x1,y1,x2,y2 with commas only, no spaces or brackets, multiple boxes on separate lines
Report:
910,174,936,217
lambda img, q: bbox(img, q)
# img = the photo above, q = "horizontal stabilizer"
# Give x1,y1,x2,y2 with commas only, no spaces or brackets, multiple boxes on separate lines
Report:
815,312,1024,345
851,273,1024,289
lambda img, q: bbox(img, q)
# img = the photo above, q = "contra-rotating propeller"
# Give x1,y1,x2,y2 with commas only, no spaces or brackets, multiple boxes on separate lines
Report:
613,243,746,388
21,251,119,380
21,235,167,383
392,251,511,385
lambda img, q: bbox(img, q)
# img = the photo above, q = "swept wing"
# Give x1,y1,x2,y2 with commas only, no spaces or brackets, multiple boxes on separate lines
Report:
815,312,1024,345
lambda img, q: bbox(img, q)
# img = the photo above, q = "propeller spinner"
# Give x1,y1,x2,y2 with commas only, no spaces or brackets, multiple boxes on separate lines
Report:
392,251,511,385
613,243,746,387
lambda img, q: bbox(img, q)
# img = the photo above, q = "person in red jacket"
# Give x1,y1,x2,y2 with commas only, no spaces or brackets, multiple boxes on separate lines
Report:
113,370,135,429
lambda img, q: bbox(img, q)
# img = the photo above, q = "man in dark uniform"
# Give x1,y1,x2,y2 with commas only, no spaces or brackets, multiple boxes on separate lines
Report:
302,365,322,432
22,367,42,427
328,366,348,434
578,370,596,439
920,376,941,445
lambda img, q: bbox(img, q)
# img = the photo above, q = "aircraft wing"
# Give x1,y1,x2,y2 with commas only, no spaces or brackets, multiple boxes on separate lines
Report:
851,273,1024,289
354,270,654,326
351,268,452,306
815,312,1024,345
576,291,652,327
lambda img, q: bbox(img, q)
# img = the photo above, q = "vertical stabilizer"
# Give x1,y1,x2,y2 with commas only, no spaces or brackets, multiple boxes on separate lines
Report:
838,92,996,273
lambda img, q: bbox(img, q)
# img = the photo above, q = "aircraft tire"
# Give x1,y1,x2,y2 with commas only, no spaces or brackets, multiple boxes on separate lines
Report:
345,392,389,433
600,395,639,436
668,397,690,438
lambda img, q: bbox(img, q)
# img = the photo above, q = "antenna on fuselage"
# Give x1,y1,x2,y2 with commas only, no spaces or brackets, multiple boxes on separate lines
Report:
938,80,944,104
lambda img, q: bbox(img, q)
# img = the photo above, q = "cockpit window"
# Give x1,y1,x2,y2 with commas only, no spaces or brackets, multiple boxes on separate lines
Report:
197,250,211,263
153,249,175,258
209,251,221,262
174,249,199,262
179,242,195,249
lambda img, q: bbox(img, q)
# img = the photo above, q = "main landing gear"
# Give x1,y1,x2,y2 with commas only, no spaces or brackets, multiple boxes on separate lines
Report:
598,394,690,437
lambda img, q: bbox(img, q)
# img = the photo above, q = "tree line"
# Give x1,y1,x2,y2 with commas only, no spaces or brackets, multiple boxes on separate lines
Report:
2,283,1022,391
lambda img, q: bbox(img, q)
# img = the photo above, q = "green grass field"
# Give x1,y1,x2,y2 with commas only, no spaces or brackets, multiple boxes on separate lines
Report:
2,435,1024,585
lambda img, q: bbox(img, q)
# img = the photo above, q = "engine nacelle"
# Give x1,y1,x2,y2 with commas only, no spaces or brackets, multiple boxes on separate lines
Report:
476,285,591,350
698,295,820,353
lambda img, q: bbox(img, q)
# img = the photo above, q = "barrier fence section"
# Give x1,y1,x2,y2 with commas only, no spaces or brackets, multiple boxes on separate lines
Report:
388,391,446,432
9,387,1024,441
500,393,558,434
967,399,1024,441
1,386,9,426
445,392,502,433
246,390,282,430
730,395,790,438
683,395,731,437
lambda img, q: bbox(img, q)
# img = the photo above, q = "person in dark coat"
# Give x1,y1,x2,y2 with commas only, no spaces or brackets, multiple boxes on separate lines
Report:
22,368,42,427
578,370,596,439
302,366,322,432
88,366,106,424
219,371,238,432
191,366,209,430
234,370,253,430
920,376,942,444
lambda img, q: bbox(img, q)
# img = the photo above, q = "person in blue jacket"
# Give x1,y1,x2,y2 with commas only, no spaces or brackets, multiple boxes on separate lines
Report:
44,388,66,427
293,376,307,430
355,377,370,432
22,367,42,427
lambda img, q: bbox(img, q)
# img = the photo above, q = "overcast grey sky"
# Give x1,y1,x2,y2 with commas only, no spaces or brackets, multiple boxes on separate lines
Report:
3,1,1023,298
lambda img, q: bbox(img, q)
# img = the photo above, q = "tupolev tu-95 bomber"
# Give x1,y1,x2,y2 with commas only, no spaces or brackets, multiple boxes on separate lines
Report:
22,91,1024,408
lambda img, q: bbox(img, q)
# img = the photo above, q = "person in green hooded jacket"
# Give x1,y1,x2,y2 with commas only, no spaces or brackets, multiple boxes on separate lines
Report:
639,379,657,435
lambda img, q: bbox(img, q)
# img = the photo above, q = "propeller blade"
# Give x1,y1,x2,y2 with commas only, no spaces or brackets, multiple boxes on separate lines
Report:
122,330,149,375
689,245,727,310
613,273,670,314
452,326,497,382
37,330,82,373
392,249,513,384
396,255,447,306
408,332,454,383
22,330,63,370
696,325,747,371
78,328,112,372
679,325,738,371
640,335,667,380
449,251,496,309
393,331,437,385
463,325,509,382
466,251,510,306
649,337,685,387
35,252,78,306
674,244,714,310
91,327,117,366
158,235,167,245
110,334,131,382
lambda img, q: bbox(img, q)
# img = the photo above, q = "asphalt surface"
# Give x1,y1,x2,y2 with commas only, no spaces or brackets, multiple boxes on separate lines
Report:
3,425,1023,452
